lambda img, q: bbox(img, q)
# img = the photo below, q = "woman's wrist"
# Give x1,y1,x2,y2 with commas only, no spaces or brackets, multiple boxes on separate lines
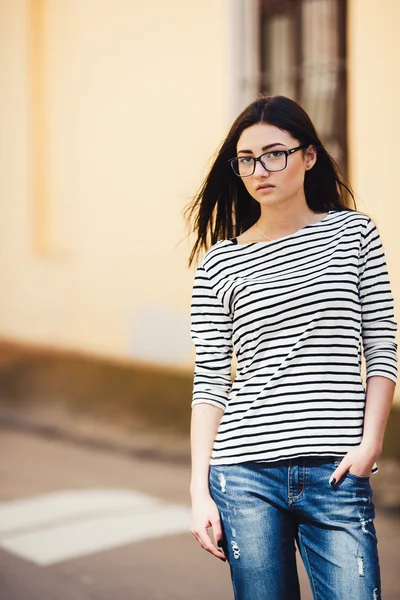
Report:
360,438,382,459
190,482,211,499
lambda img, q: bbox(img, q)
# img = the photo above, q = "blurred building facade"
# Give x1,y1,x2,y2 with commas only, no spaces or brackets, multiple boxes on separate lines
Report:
0,0,399,401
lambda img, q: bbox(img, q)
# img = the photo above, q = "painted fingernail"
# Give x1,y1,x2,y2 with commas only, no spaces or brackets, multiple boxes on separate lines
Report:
329,477,336,486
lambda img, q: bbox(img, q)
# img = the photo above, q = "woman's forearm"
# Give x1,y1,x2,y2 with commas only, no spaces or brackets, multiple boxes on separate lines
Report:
361,375,396,455
190,403,223,498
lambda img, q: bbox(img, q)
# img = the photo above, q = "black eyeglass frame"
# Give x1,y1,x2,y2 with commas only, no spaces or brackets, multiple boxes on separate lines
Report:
228,144,309,177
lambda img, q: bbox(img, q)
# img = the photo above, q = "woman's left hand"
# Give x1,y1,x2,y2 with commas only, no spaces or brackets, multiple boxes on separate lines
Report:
329,442,381,485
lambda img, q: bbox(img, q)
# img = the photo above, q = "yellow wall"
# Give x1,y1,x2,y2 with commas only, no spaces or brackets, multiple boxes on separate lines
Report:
0,0,230,363
0,0,399,395
348,0,399,295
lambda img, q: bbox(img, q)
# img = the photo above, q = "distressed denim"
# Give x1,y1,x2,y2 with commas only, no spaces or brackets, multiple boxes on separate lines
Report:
209,456,381,600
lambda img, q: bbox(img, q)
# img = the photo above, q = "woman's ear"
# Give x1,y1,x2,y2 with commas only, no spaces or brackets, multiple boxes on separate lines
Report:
305,145,317,170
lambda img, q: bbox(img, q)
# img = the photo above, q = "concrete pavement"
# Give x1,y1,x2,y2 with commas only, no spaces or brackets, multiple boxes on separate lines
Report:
0,429,399,599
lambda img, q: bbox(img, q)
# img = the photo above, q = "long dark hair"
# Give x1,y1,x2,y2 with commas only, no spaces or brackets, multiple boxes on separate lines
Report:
183,94,357,268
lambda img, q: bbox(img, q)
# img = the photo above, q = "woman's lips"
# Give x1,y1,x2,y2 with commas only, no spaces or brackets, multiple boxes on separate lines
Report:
257,185,275,192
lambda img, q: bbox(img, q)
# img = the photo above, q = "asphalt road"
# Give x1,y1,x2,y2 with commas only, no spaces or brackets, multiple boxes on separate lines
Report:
0,430,399,600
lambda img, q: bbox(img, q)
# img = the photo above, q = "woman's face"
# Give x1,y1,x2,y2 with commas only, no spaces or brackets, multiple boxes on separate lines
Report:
235,123,316,207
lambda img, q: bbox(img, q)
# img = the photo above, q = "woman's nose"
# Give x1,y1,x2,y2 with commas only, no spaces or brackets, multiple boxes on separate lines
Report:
253,159,271,176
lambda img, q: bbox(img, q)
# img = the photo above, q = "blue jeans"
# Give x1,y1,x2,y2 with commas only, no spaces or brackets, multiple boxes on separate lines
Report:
209,456,381,600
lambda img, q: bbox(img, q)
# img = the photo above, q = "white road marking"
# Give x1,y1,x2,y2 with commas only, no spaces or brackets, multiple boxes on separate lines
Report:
0,489,159,535
0,489,190,565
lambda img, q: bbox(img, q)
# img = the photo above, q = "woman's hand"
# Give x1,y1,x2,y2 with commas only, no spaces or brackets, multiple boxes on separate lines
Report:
329,442,381,485
190,494,227,561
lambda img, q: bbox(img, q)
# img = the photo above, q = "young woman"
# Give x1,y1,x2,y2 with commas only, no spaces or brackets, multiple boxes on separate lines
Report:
186,95,397,600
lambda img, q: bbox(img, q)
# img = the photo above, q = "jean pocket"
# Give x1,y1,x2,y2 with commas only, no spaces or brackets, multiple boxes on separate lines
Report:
332,458,371,480
346,470,371,481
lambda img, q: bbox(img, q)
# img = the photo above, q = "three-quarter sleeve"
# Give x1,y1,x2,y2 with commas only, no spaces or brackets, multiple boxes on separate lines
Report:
359,218,398,384
190,263,233,410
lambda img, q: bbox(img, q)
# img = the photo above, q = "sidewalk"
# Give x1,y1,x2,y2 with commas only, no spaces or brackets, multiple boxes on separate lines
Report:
1,398,399,512
0,399,190,466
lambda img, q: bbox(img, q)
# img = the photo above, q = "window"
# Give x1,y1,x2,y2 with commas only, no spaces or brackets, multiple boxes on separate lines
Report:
259,0,347,175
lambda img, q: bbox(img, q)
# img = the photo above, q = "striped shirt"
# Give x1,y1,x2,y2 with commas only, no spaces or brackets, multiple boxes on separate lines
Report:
190,209,398,475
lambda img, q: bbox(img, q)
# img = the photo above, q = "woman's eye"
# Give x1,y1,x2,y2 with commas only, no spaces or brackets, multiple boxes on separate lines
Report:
267,151,284,159
238,157,253,164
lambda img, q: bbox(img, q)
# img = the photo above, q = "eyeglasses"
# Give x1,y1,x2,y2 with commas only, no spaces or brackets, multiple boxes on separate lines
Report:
228,144,308,177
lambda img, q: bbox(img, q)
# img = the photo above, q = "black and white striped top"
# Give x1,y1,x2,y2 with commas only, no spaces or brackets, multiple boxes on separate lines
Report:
190,209,398,474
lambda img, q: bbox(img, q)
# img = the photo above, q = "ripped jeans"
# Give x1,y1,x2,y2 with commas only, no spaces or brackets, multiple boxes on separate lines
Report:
208,456,381,600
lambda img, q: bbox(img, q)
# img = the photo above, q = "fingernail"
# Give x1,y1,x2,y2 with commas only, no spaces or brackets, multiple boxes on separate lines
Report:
329,477,336,486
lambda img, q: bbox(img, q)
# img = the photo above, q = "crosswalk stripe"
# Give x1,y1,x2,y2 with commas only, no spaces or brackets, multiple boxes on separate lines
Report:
0,489,190,565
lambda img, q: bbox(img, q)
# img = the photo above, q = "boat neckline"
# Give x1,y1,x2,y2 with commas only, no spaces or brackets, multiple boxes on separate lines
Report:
228,210,335,246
